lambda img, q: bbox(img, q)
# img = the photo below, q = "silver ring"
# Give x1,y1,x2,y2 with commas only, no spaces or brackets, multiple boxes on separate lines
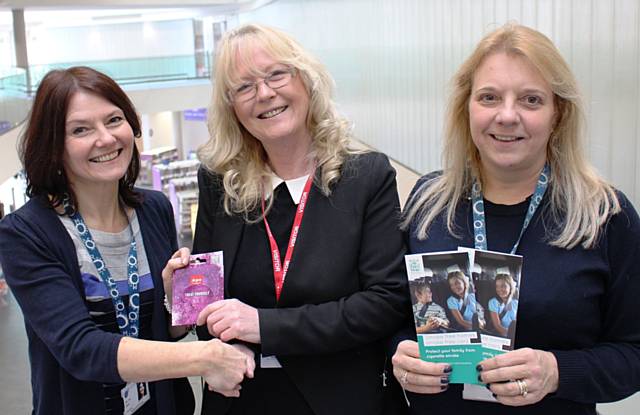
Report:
516,379,528,397
401,370,409,384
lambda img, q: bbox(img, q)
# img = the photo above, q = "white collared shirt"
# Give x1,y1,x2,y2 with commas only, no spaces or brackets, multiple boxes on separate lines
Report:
270,174,310,205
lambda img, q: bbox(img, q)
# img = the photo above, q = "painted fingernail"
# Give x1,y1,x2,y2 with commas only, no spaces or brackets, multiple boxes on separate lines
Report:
443,365,453,373
492,393,497,399
441,385,448,391
477,374,483,383
441,377,450,384
476,364,483,372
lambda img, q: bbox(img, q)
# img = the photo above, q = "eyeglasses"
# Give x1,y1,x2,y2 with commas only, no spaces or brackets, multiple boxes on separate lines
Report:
227,66,297,103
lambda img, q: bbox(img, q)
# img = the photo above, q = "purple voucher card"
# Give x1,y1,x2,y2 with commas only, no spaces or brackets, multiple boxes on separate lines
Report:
171,251,224,326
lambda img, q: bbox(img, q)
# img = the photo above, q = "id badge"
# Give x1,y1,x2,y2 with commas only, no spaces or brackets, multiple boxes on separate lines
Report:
121,382,150,415
260,353,282,368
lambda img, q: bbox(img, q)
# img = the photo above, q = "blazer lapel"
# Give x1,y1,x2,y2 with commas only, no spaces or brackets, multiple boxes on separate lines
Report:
213,211,245,296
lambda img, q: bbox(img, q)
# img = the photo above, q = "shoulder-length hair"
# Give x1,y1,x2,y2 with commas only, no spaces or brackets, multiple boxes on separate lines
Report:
494,273,516,304
21,66,142,210
198,23,362,221
447,271,469,298
403,23,619,249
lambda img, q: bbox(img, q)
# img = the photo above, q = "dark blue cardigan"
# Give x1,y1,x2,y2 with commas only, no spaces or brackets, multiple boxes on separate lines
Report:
0,189,187,415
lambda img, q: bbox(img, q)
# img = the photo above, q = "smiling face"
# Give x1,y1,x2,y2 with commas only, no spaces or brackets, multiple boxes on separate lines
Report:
468,52,555,178
230,47,312,151
63,91,134,192
449,275,467,298
495,278,512,302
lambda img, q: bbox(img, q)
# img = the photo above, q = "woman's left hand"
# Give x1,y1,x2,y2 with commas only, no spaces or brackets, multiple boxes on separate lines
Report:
197,299,261,344
478,347,559,406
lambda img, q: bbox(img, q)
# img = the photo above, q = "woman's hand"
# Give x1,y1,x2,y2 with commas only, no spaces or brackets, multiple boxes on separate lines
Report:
478,347,559,406
197,299,261,344
162,248,191,337
392,340,451,394
201,339,253,397
230,343,256,378
161,247,191,304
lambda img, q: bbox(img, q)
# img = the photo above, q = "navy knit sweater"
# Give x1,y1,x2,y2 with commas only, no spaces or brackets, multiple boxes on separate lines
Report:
395,175,640,415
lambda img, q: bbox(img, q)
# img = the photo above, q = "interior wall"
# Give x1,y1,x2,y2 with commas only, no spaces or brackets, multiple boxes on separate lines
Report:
145,111,175,150
180,112,210,158
0,25,14,69
26,18,195,64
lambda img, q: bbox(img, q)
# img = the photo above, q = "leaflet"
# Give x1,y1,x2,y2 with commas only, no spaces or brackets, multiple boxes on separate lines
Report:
405,250,482,384
171,251,224,326
462,248,522,359
404,248,522,385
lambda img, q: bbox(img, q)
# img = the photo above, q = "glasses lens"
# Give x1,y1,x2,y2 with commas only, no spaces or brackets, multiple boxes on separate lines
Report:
266,69,293,89
229,68,293,103
232,83,256,102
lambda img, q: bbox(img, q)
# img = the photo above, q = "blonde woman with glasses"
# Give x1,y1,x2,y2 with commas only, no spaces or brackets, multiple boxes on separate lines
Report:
181,23,409,415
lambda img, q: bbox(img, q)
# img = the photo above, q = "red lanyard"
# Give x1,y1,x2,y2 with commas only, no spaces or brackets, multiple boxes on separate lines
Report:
261,173,314,301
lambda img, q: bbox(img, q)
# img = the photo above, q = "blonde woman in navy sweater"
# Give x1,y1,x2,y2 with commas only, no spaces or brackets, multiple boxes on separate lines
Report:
391,24,640,414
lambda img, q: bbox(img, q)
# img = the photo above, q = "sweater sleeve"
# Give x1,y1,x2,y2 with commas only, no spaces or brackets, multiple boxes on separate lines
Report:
551,193,640,403
258,153,410,355
0,211,123,383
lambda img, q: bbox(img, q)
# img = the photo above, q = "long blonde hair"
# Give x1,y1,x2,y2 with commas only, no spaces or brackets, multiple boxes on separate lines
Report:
403,23,619,249
198,23,361,221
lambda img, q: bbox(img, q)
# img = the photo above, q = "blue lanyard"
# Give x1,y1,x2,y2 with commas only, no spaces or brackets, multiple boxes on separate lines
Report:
63,198,140,338
471,164,550,254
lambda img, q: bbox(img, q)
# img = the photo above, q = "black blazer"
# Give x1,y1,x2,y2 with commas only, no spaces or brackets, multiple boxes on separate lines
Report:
194,152,409,415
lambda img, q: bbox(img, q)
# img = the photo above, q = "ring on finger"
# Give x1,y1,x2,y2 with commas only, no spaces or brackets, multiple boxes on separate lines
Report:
515,379,528,397
401,370,409,384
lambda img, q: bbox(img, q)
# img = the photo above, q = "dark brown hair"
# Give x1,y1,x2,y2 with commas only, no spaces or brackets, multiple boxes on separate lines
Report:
21,66,142,210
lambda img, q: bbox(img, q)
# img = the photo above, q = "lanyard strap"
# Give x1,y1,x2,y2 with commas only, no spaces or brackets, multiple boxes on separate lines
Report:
261,173,314,301
63,198,141,337
471,164,550,254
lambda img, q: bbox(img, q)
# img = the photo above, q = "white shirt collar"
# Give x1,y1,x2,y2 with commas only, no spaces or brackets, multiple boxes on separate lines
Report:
270,174,309,205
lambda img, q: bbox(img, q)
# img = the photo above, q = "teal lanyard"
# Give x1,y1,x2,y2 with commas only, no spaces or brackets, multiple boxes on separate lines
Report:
471,164,550,254
63,197,140,337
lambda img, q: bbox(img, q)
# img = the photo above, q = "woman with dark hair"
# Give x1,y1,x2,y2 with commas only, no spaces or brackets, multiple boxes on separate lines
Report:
0,66,251,415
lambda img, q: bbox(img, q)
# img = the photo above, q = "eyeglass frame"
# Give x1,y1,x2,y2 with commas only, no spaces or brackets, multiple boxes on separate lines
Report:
226,65,298,104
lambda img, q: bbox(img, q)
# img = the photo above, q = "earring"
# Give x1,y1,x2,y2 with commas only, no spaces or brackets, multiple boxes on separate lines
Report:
57,169,62,176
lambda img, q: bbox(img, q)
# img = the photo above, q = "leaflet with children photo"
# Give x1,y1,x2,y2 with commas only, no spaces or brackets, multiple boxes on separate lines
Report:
459,248,523,358
456,247,523,403
404,251,483,384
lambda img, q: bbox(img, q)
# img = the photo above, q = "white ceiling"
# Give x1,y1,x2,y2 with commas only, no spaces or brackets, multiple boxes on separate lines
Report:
0,0,272,28
0,0,252,9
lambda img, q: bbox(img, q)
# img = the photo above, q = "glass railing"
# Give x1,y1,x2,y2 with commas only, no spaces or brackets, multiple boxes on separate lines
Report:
29,54,210,90
0,53,212,135
0,68,30,134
